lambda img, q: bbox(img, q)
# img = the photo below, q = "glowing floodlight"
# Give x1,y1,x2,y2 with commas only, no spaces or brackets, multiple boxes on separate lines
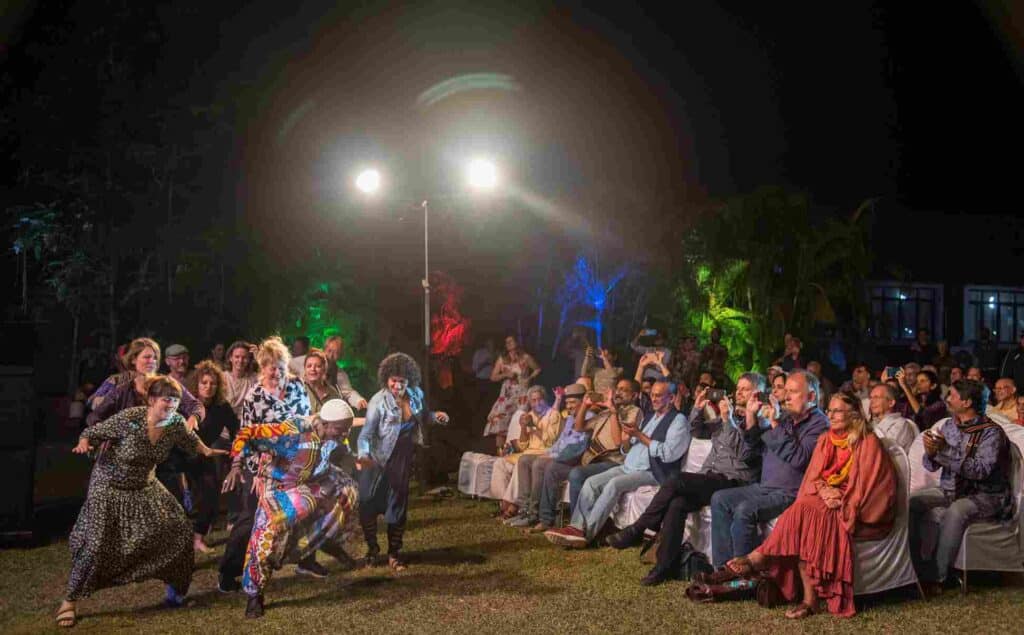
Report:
466,158,498,190
355,169,381,194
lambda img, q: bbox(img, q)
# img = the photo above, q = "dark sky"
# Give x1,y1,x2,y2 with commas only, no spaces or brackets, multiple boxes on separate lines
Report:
3,0,1023,329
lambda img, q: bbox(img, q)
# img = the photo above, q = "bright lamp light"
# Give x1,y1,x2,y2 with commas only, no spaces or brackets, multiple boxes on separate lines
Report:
355,169,381,194
466,158,498,189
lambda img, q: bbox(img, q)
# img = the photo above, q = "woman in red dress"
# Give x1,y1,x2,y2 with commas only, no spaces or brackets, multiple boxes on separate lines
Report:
723,391,897,618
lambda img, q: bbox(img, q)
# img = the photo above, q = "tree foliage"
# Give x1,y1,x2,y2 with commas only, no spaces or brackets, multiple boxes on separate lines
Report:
672,186,872,381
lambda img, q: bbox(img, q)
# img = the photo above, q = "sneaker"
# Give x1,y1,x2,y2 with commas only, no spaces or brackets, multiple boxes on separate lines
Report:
245,594,265,619
218,574,241,593
544,525,587,548
605,525,644,550
506,515,536,528
296,560,329,578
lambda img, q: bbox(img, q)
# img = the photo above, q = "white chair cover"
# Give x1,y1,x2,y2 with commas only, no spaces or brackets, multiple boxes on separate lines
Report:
457,452,498,498
907,433,941,493
953,424,1024,586
611,439,712,528
852,440,921,596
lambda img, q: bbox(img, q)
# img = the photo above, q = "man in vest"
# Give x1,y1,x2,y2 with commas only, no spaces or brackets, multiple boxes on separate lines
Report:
544,380,690,548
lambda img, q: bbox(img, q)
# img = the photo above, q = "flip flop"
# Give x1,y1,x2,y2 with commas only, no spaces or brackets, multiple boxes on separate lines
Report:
388,556,408,572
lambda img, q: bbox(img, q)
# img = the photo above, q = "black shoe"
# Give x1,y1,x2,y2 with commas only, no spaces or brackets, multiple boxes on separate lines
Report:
605,525,645,550
245,594,264,619
360,547,383,568
295,560,329,578
218,574,241,593
640,567,672,586
319,542,358,570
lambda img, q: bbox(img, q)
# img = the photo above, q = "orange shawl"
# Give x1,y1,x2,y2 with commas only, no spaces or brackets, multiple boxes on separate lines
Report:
798,431,896,540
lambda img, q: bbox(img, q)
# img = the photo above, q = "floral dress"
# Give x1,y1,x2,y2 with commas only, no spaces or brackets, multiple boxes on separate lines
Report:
483,358,528,437
66,407,200,600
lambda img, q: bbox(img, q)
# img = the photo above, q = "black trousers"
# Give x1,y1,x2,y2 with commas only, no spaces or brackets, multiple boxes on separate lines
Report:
633,471,741,574
358,431,415,557
186,459,221,535
219,471,260,579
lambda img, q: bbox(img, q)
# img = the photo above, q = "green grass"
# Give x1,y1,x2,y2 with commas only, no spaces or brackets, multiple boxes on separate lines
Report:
3,496,1024,634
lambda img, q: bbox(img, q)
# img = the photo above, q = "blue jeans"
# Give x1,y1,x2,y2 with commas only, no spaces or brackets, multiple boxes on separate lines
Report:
710,483,794,568
570,466,658,541
568,462,619,514
538,460,574,526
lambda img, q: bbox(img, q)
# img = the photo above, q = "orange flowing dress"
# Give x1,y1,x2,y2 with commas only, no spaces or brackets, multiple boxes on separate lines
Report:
758,431,896,617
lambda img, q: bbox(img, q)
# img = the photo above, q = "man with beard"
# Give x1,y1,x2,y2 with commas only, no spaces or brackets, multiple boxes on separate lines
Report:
605,373,766,585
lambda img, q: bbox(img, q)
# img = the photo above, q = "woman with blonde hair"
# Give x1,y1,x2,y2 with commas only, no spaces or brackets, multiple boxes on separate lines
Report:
218,336,314,591
699,391,897,618
303,348,342,415
55,376,227,628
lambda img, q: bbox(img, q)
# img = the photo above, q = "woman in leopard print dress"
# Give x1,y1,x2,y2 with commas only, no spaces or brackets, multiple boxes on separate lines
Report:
55,377,227,628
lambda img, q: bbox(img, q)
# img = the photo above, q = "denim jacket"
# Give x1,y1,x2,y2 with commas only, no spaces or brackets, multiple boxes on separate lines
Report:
358,386,433,465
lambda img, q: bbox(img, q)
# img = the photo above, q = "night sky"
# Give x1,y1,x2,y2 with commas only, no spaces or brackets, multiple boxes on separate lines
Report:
3,1,1022,340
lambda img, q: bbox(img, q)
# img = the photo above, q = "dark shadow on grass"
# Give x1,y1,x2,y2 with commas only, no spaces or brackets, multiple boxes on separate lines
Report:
266,568,558,613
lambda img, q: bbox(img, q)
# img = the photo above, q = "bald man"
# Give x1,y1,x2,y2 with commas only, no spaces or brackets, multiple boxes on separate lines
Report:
991,378,1018,420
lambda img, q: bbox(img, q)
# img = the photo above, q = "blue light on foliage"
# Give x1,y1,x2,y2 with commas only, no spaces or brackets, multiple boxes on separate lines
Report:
560,256,625,348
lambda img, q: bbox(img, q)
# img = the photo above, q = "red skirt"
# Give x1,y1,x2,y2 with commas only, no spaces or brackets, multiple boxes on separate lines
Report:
758,493,856,617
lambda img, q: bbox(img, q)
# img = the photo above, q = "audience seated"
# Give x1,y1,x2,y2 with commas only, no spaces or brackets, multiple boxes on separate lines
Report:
991,378,1018,421
490,387,561,518
606,373,765,585
709,370,828,568
505,384,588,529
896,368,947,431
703,392,896,618
909,379,1012,596
867,384,918,451
839,363,871,401
563,380,643,525
545,380,690,548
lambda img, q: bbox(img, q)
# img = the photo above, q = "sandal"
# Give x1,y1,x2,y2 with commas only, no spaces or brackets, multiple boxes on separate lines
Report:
726,555,754,576
388,556,408,572
693,566,741,586
784,602,819,619
56,605,76,628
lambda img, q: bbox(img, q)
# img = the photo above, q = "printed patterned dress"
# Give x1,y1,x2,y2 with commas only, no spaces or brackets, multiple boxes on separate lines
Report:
231,420,359,596
66,407,200,600
483,358,528,437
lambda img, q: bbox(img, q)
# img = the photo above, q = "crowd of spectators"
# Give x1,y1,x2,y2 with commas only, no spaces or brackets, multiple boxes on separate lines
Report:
462,325,1024,618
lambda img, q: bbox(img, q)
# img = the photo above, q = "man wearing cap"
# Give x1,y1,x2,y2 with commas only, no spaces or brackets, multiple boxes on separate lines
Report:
506,384,587,529
545,380,690,547
223,398,360,618
164,344,192,384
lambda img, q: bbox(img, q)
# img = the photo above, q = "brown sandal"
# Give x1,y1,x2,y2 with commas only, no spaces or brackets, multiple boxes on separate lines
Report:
56,606,77,628
784,602,819,619
726,555,754,576
388,556,407,572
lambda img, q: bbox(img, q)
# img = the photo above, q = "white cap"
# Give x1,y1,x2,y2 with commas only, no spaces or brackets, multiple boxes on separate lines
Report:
320,399,354,422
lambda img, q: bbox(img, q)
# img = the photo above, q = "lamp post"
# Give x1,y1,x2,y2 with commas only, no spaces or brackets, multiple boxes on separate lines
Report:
355,159,498,412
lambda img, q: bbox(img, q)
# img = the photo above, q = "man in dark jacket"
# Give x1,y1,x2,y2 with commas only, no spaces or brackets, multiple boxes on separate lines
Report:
605,373,766,585
708,370,829,568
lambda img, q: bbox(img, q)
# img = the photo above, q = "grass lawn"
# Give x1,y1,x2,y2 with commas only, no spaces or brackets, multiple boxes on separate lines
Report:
3,495,1023,634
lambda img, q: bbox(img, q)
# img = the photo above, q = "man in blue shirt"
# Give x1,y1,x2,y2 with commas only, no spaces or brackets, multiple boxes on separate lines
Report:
708,369,829,568
545,381,690,547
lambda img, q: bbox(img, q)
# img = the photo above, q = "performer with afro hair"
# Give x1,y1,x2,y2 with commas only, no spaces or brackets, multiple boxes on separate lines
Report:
356,352,449,571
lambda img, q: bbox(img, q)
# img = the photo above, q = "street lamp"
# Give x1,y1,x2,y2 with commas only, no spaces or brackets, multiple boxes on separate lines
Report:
353,159,499,412
355,168,381,194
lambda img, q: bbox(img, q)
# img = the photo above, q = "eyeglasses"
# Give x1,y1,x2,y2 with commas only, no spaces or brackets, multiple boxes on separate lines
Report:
827,408,854,416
